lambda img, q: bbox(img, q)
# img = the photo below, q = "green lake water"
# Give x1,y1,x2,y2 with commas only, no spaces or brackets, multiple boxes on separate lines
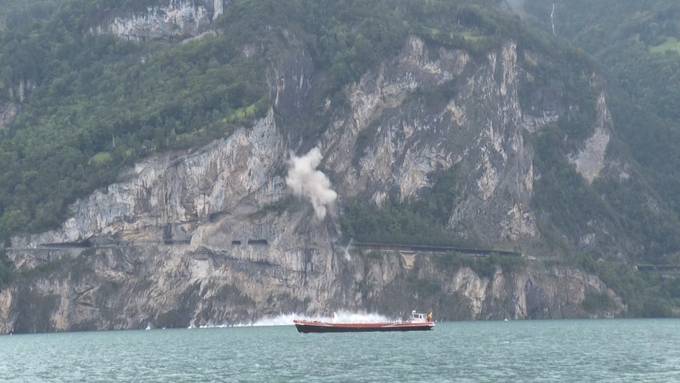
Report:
1,319,679,382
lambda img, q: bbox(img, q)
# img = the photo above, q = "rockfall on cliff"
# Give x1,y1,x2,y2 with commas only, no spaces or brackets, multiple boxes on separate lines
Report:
4,1,671,332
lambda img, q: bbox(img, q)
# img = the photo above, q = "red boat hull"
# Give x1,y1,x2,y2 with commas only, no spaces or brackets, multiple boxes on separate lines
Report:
293,320,434,333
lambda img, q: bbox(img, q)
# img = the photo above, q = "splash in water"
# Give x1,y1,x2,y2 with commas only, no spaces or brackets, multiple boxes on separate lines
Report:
194,311,395,328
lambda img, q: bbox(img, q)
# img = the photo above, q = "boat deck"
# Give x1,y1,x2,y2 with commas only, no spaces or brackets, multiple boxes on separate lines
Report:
293,320,435,333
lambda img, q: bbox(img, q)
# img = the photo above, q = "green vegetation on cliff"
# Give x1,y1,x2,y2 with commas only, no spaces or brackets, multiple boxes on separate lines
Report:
341,167,461,245
524,0,680,255
1,0,679,317
0,0,271,240
526,0,680,121
0,248,11,286
0,0,579,243
571,254,680,317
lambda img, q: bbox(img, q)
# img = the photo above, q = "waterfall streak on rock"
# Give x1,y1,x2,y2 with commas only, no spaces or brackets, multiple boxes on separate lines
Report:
551,2,556,36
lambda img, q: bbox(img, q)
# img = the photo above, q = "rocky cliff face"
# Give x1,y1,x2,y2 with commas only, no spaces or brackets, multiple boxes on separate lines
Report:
94,0,226,41
0,101,17,131
1,32,631,332
324,38,544,246
0,246,623,333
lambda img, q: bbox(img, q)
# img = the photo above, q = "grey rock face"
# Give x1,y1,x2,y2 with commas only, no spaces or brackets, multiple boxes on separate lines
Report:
0,247,623,333
1,36,629,333
94,0,226,41
0,102,17,131
569,92,612,184
7,79,35,103
323,38,549,246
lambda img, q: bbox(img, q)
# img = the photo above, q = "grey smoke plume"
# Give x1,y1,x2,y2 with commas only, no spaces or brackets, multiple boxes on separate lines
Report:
286,147,337,219
504,0,525,13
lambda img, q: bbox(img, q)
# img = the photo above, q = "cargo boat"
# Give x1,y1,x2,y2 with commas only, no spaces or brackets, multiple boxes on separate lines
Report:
294,311,434,333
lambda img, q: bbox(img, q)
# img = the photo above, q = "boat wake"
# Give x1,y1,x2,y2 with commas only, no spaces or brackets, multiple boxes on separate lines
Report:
190,311,393,329
250,311,393,326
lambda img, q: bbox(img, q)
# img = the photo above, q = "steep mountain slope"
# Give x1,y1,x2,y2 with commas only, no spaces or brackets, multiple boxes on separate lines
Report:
0,0,678,332
522,0,680,255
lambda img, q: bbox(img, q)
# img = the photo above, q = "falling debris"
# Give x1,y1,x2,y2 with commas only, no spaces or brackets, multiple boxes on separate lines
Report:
286,147,337,219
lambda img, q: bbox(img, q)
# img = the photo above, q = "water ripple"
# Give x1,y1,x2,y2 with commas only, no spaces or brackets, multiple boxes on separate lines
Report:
1,319,679,382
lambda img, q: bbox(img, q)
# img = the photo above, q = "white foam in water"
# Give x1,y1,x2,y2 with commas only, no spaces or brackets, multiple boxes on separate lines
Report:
253,311,393,327
196,311,394,328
